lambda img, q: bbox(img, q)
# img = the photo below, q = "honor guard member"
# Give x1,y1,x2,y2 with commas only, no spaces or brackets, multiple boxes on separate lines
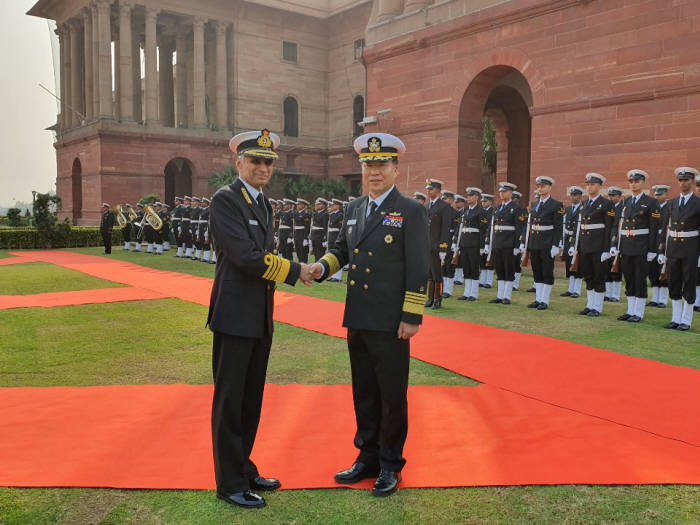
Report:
122,203,133,251
269,199,279,252
511,190,526,290
456,187,489,301
189,197,201,260
441,189,459,298
479,193,496,287
522,176,565,310
142,203,156,254
604,186,625,302
310,198,329,260
311,132,430,498
424,178,453,309
326,198,345,281
100,203,115,254
489,182,527,304
614,170,661,323
453,194,467,285
153,202,165,255
209,129,310,509
133,203,145,252
648,185,671,308
172,197,184,257
575,173,615,317
658,167,700,330
180,196,193,258
696,174,700,313
293,198,311,263
160,203,172,252
200,198,212,263
561,187,584,298
413,191,427,205
278,199,295,260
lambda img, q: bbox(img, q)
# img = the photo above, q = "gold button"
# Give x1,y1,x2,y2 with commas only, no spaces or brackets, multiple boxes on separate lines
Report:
365,268,370,273
354,248,359,254
368,251,373,256
363,284,368,290
350,280,355,286
351,264,357,270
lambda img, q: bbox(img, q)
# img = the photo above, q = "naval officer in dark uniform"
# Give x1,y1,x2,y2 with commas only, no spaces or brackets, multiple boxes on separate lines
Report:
100,203,115,254
424,178,452,309
207,129,314,509
455,187,488,301
310,132,430,498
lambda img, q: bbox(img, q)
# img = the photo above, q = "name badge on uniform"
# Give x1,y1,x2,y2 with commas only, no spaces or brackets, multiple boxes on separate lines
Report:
249,219,259,226
347,219,357,225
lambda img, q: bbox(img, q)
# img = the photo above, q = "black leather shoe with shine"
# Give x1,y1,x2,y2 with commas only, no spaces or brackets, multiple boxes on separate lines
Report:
217,490,266,509
372,470,400,498
250,476,281,491
334,462,380,484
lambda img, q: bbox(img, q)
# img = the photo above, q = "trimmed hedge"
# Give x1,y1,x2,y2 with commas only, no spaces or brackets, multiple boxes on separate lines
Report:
0,227,124,249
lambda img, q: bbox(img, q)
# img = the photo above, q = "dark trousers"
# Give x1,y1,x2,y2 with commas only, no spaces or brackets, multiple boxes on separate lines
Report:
278,234,293,259
312,240,326,261
580,251,607,292
530,249,554,285
648,259,668,288
667,256,698,304
100,230,112,254
563,252,581,278
621,254,649,298
347,328,409,473
182,226,193,249
513,253,522,274
443,247,456,278
294,235,308,263
460,246,480,280
428,250,442,282
122,225,132,244
211,332,272,494
494,248,515,281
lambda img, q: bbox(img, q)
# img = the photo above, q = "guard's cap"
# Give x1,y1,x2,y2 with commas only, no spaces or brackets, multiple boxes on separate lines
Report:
174,196,183,202
498,181,517,192
465,187,482,196
315,198,328,205
535,176,554,185
354,133,405,162
331,198,343,205
425,178,443,190
652,185,670,195
162,204,169,209
441,190,455,198
154,201,162,206
626,169,648,181
481,193,494,201
568,186,584,195
607,186,623,196
184,195,192,200
675,166,699,180
512,191,522,199
202,198,211,204
136,203,144,208
125,203,132,207
585,172,606,184
229,129,280,159
296,198,309,205
102,202,110,207
283,198,295,205
455,194,466,203
191,196,201,202
413,191,427,200
348,196,357,201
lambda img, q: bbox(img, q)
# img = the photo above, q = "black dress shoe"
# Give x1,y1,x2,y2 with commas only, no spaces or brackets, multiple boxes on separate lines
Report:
489,298,502,304
457,296,468,301
617,313,631,321
527,301,540,308
442,293,451,299
608,298,620,303
656,303,667,308
695,306,700,312
527,287,536,293
604,296,612,302
249,476,281,491
466,296,477,302
454,281,464,285
536,303,548,310
432,299,442,309
424,299,434,308
217,490,266,509
570,293,580,298
627,315,641,323
483,284,492,289
478,283,485,288
579,308,591,315
501,298,511,305
372,470,400,498
647,301,659,307
587,310,600,317
560,291,572,297
664,322,679,329
677,323,691,331
334,462,380,484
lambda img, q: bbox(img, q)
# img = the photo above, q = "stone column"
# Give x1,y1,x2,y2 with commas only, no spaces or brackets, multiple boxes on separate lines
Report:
69,19,84,125
91,3,99,118
404,0,430,12
118,0,134,121
132,26,142,123
56,26,69,129
82,9,93,120
159,37,175,127
215,22,228,130
175,29,188,128
376,0,403,22
192,17,207,128
95,0,113,119
144,7,160,125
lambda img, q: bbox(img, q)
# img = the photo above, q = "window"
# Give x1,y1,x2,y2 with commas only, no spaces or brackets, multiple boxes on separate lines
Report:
353,95,364,138
354,39,364,61
284,96,299,137
283,41,298,63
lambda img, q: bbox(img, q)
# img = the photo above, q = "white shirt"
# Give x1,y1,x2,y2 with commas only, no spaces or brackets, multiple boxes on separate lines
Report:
367,185,395,217
239,176,262,201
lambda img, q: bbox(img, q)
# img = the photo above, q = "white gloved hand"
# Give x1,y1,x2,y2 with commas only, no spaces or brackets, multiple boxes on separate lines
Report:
646,252,655,262
287,238,294,244
451,243,457,252
439,252,446,262
568,246,575,257
519,244,525,252
609,246,618,257
479,248,485,255
697,255,700,267
322,241,327,248
484,244,490,254
601,252,612,262
303,239,309,247
657,254,665,265
513,247,520,256
177,226,182,234
204,231,209,242
550,245,559,258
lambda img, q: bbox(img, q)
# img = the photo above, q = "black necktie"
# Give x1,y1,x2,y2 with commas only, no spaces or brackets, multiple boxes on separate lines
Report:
680,196,687,209
535,201,541,213
369,201,378,217
256,194,268,223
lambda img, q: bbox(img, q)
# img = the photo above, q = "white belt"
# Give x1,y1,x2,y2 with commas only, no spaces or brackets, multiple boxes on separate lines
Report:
461,227,479,233
531,225,554,231
581,223,604,230
564,229,573,235
311,226,324,230
669,230,699,238
278,225,291,229
328,228,340,232
293,226,305,229
182,218,190,222
172,217,181,221
622,228,649,237
494,225,515,231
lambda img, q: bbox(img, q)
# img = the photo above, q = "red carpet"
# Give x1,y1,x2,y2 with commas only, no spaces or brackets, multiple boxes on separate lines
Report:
10,251,700,449
1,384,698,490
0,287,169,310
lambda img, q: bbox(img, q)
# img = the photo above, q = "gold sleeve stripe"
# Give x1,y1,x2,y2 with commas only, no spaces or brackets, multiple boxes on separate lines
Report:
261,253,291,283
320,253,341,276
402,301,425,316
405,291,428,301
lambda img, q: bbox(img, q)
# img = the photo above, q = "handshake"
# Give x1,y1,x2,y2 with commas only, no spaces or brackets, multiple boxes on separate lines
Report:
299,262,324,286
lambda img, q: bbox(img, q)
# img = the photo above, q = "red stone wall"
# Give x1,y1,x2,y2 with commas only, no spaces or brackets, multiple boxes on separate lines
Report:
362,0,700,204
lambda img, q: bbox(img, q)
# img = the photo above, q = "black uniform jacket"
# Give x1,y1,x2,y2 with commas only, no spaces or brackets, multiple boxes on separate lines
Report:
293,209,311,237
661,193,700,260
100,210,115,232
327,210,344,246
525,197,565,251
317,187,430,331
613,194,661,256
427,198,452,252
207,178,301,338
492,201,527,250
579,195,615,254
309,210,329,241
564,203,582,250
458,205,488,249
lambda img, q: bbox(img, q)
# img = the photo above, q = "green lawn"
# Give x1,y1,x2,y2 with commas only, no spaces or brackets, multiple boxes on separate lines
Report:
0,249,698,524
0,262,124,295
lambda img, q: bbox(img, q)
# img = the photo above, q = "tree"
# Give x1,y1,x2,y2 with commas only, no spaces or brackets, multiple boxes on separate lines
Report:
139,194,161,205
32,193,63,248
482,116,497,175
24,208,31,217
7,208,21,227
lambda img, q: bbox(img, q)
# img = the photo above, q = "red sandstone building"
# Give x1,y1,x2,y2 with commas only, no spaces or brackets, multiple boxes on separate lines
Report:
30,0,700,223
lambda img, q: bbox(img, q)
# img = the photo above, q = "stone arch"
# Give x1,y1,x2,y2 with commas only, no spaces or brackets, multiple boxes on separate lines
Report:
353,94,365,138
283,95,300,137
164,157,194,206
71,157,82,224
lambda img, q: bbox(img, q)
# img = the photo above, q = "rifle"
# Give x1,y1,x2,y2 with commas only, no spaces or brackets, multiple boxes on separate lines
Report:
452,212,464,265
659,225,671,281
610,205,626,273
485,214,495,268
520,211,532,267
570,214,582,272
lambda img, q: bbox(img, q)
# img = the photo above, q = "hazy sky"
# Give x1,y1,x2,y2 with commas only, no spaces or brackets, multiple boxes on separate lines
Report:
0,0,58,207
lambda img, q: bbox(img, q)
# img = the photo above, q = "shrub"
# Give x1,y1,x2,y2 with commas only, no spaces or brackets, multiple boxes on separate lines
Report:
0,227,124,250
